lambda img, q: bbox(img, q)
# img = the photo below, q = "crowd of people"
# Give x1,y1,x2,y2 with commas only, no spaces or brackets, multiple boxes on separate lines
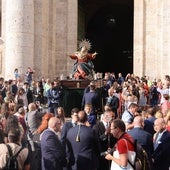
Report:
0,69,170,170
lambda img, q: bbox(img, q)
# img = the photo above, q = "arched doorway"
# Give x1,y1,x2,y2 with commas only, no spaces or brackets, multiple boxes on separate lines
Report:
78,0,134,77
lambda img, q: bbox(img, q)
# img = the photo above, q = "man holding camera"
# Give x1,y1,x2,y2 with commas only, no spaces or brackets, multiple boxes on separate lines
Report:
104,119,135,170
93,110,117,170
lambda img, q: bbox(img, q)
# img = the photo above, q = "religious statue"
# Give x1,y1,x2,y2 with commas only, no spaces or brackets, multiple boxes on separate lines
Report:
70,39,97,80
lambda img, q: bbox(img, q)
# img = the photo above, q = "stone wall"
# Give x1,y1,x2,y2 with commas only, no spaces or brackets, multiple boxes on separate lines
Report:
134,0,170,80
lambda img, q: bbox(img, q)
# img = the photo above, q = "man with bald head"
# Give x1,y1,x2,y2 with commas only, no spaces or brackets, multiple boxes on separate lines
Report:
127,116,153,166
40,117,67,170
152,118,170,170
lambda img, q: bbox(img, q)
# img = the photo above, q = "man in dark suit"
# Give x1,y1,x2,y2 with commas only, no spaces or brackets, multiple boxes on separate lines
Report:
93,110,117,170
105,87,119,118
23,81,34,104
127,116,154,167
81,83,100,114
152,118,170,170
41,117,67,170
66,110,100,170
46,81,63,116
61,107,79,170
61,107,79,146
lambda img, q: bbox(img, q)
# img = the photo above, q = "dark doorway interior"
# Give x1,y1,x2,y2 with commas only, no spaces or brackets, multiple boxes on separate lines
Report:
83,1,133,77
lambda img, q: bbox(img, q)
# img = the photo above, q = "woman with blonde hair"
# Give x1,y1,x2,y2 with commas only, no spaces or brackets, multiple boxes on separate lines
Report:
155,110,163,119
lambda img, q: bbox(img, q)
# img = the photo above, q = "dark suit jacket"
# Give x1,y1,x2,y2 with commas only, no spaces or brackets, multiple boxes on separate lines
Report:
61,121,78,170
87,112,96,128
152,130,170,170
81,90,99,113
66,124,100,170
127,127,154,156
93,121,117,170
26,88,34,104
144,116,156,137
61,121,74,146
41,128,67,170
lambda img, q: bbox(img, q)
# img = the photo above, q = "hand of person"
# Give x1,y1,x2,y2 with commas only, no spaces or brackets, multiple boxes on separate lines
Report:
85,121,91,127
92,52,98,58
105,153,113,160
94,51,98,55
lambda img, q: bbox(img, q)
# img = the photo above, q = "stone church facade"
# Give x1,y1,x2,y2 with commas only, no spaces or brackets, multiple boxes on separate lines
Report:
0,0,170,81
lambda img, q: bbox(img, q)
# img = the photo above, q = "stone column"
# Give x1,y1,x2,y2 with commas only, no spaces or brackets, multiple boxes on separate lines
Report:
161,0,170,77
4,0,34,80
66,0,78,77
133,0,144,77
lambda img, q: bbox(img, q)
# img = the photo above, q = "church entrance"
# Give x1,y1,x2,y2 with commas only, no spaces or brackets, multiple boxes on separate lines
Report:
78,0,134,77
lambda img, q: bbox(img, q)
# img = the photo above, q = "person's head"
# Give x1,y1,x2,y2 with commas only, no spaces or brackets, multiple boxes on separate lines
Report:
4,114,16,126
8,128,21,144
36,81,43,87
18,88,25,95
0,102,10,118
14,68,18,72
50,82,55,89
81,46,88,53
89,82,96,91
84,104,92,114
28,103,37,112
146,106,156,117
57,107,65,117
4,115,21,139
18,107,25,116
163,93,170,101
110,119,126,139
48,117,61,132
71,107,79,123
37,113,54,134
46,78,51,84
128,103,139,115
155,110,163,119
154,118,166,133
27,67,31,71
23,82,29,88
54,79,60,87
16,99,24,107
6,91,12,97
133,116,144,128
102,110,115,123
78,110,88,124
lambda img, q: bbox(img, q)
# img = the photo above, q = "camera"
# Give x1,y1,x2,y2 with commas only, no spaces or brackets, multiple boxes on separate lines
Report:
100,148,114,157
100,151,108,157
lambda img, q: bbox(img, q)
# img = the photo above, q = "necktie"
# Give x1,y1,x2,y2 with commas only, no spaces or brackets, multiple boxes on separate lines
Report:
154,132,162,150
106,122,109,129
